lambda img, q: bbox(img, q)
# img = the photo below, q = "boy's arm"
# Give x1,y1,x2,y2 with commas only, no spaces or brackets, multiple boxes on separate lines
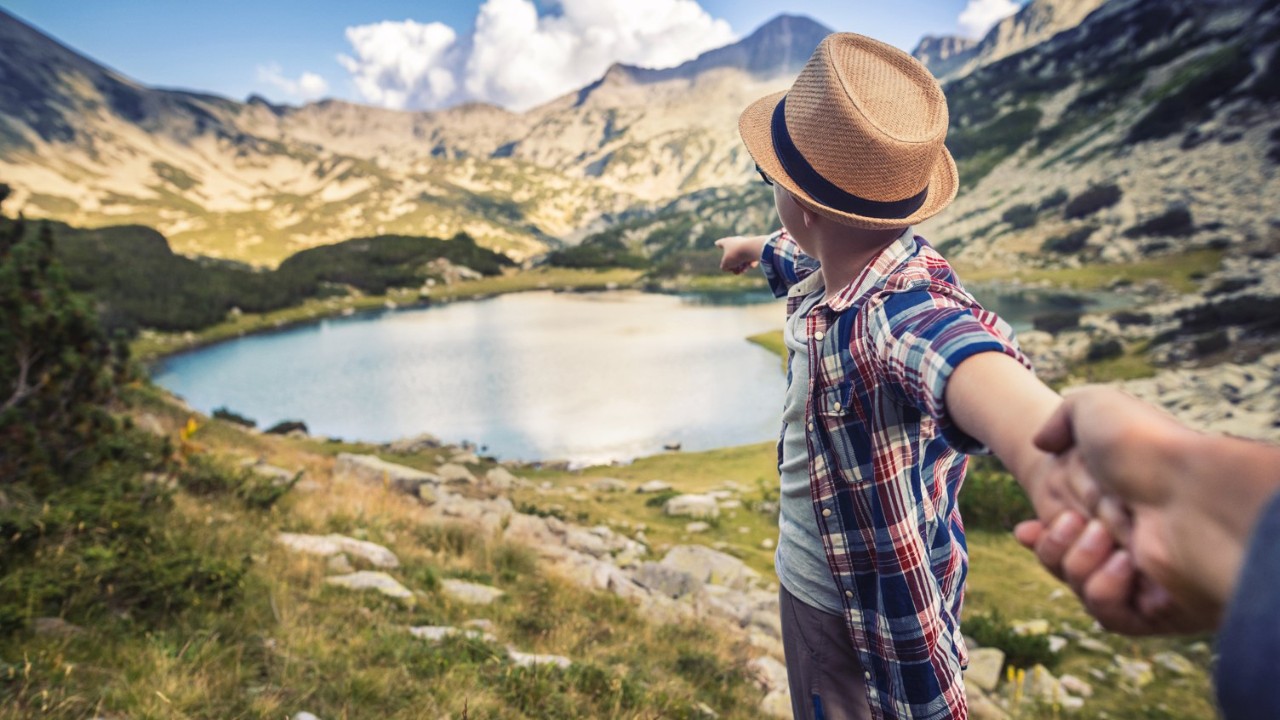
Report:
945,352,1073,518
716,229,820,298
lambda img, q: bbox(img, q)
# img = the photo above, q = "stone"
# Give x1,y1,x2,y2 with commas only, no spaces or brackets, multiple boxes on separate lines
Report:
336,453,440,494
442,579,505,605
409,625,495,644
660,545,761,591
507,647,571,669
387,433,442,453
325,572,414,601
327,554,354,574
1048,635,1069,653
694,701,719,719
685,521,711,533
1011,619,1051,636
965,647,1005,692
437,463,477,484
33,617,85,638
1114,655,1154,688
1059,674,1094,698
1024,664,1062,704
293,713,322,720
637,480,672,493
747,655,783,691
760,689,792,718
747,609,783,640
276,533,400,569
663,494,720,519
967,687,1010,720
590,477,629,493
719,500,742,510
1153,651,1197,676
450,451,481,466
1077,637,1111,654
485,466,519,490
633,562,701,599
760,537,775,549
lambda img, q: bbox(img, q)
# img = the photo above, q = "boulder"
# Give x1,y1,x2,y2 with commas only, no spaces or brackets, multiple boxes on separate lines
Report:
387,433,442,453
442,579,505,605
1024,664,1062,704
636,480,672,493
327,554,354,574
663,494,720,519
437,463,477,484
485,466,519,490
760,689,792,718
660,545,761,591
967,688,1010,720
965,647,1005,692
1114,655,1154,688
409,625,495,644
507,647,571,669
335,453,440,494
276,533,400,569
590,477,629,493
633,562,701,599
1059,674,1094,698
685,521,711,533
1153,651,1196,676
325,571,414,601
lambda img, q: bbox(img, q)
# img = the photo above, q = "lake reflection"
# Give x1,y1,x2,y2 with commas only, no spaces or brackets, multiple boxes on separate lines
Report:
153,291,785,466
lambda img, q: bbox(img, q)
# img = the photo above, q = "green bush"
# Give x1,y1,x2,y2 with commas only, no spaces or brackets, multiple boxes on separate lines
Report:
1064,184,1122,219
959,457,1035,532
1086,338,1125,361
1042,226,1097,254
1001,203,1039,230
176,454,299,511
212,406,256,428
963,611,1059,671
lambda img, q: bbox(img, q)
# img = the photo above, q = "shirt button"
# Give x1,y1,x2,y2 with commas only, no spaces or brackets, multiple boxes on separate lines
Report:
845,590,853,598
864,671,872,680
833,401,842,411
814,331,825,341
822,508,832,518
807,422,814,432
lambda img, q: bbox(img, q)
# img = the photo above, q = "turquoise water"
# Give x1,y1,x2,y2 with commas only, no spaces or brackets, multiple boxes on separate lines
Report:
152,286,1126,465
153,291,786,466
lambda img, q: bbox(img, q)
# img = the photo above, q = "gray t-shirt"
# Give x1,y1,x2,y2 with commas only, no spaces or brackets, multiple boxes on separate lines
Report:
775,288,844,616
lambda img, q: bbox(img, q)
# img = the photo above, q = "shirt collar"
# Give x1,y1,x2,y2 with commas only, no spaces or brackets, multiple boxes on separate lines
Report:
821,226,919,313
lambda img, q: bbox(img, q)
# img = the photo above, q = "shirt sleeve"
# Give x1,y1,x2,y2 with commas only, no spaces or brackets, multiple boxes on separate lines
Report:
760,229,821,298
863,286,1031,453
1215,489,1280,720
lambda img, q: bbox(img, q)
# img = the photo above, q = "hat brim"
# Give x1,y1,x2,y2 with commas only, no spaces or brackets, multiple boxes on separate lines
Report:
738,91,959,230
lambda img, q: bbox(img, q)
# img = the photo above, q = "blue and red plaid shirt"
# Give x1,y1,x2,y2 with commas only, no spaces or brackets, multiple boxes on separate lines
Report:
761,228,1030,720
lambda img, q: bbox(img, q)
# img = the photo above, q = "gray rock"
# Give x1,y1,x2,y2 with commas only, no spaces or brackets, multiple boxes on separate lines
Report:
326,554,354,574
967,687,1010,720
276,533,400,569
325,571,414,601
1024,664,1062,704
1048,635,1069,653
442,579,505,605
33,617,85,638
387,433,441,453
293,713,322,720
590,477,629,493
1153,651,1197,676
760,689,792,718
663,494,720,519
1077,637,1111,654
633,562,701,599
485,466,519,490
437,463,477,484
636,480,672,493
965,647,1005,692
335,453,440,494
1114,655,1154,688
660,545,761,591
685,521,711,533
409,625,495,644
1059,674,1094,698
507,647,571,669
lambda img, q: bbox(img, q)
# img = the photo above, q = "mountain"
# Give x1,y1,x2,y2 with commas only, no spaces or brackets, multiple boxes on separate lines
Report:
0,10,829,266
912,0,1109,79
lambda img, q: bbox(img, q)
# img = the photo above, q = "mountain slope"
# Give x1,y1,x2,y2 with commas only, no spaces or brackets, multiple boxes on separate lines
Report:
0,11,830,266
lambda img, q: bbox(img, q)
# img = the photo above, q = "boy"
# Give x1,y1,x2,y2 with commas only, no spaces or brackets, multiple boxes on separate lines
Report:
716,33,1076,719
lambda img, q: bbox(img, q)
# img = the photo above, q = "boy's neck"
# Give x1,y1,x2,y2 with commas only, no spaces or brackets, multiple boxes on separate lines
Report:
814,226,909,300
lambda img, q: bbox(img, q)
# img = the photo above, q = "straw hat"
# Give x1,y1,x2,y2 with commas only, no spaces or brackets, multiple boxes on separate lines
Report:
739,32,959,229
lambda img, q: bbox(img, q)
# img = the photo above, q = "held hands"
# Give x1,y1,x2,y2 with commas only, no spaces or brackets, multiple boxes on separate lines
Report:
714,235,766,275
1016,387,1223,635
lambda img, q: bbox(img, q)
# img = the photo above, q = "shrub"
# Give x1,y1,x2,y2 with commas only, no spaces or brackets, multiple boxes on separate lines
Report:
176,453,299,510
265,419,308,435
1086,338,1125,362
1032,311,1083,334
1038,189,1069,211
1042,226,1097,254
1001,203,1039,230
958,457,1035,531
1123,206,1194,238
213,406,256,428
963,611,1059,671
1063,184,1122,219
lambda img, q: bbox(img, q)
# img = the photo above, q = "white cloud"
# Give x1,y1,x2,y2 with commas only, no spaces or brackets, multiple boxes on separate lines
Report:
338,0,736,112
256,63,331,101
958,0,1021,39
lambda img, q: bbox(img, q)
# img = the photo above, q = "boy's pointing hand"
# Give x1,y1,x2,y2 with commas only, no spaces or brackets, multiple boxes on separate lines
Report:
715,235,766,274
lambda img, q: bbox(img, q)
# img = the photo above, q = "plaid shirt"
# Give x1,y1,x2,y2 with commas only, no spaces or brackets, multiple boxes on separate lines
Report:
761,228,1029,720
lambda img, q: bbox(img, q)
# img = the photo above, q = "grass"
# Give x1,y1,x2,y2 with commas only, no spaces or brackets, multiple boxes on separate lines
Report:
747,331,786,373
957,249,1225,294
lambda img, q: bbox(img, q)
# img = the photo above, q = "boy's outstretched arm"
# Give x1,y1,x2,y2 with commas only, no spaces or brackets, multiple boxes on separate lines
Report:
944,352,1081,522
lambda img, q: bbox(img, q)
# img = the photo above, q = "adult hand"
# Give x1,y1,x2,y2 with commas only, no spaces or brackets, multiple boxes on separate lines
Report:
714,235,765,275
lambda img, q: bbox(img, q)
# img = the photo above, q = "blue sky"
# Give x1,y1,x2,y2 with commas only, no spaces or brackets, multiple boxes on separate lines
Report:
0,0,1028,111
